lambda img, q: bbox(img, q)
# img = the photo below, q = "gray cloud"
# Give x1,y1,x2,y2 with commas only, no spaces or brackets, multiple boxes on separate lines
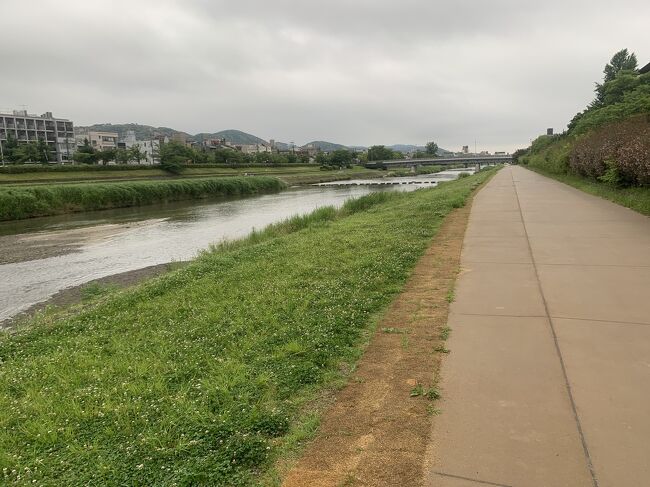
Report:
1,0,648,151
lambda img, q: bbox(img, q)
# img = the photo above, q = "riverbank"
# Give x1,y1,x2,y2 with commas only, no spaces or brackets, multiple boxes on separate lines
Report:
282,190,475,487
0,164,380,186
0,176,285,220
1,262,187,329
0,168,497,486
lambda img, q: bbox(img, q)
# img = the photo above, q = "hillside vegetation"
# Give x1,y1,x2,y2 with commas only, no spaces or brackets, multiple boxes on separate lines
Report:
0,169,496,486
517,48,649,213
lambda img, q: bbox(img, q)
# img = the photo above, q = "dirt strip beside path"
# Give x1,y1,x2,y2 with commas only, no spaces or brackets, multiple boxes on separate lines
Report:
282,200,474,487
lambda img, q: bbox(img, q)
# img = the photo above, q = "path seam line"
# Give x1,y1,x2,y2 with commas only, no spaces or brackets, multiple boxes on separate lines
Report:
432,471,514,487
510,168,599,487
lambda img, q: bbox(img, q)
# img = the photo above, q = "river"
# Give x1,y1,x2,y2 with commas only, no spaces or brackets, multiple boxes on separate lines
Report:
0,169,472,323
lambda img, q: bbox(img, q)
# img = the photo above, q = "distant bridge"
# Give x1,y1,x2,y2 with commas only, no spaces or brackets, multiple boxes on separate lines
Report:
364,154,512,169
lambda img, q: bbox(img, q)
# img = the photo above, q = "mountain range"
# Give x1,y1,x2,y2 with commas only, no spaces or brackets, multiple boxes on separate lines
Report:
75,123,449,153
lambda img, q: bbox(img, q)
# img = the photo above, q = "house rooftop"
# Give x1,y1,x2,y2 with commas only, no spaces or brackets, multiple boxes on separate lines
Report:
640,62,650,74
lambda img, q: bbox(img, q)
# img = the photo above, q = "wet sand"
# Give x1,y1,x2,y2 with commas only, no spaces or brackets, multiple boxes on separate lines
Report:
1,262,187,329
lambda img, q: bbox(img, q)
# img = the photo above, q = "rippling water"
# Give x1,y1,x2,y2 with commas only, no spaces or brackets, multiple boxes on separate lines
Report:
0,170,471,322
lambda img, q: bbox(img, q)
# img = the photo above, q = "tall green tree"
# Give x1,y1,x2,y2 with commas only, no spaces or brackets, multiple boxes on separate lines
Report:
2,133,20,163
14,142,41,163
593,49,639,108
367,145,395,161
97,149,116,165
128,145,144,163
329,149,354,167
603,49,638,82
425,141,439,156
36,139,54,163
73,138,98,164
114,148,130,164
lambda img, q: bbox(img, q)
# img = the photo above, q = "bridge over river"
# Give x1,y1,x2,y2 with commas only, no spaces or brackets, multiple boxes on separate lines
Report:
364,154,512,169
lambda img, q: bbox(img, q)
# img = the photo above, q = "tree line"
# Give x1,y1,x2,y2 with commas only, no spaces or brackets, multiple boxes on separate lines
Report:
0,135,55,163
2,131,442,169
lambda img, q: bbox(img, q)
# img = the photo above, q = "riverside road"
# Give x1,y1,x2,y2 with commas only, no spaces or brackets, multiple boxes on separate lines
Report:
425,166,650,487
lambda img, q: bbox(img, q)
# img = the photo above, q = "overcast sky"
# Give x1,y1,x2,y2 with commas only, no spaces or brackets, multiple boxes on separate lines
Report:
1,0,648,151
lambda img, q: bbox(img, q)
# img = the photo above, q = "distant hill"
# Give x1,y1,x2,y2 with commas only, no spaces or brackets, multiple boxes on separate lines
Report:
389,144,423,153
389,144,452,156
75,124,267,146
75,123,188,140
193,130,267,145
302,140,348,151
74,123,451,155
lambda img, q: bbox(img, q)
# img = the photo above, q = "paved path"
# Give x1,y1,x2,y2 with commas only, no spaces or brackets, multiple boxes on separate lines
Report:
425,166,650,487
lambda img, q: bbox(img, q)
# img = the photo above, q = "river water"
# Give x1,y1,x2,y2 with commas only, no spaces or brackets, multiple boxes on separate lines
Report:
0,169,471,322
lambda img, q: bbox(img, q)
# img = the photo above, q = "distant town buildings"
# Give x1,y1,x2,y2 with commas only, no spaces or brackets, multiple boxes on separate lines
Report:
236,143,272,154
0,110,75,162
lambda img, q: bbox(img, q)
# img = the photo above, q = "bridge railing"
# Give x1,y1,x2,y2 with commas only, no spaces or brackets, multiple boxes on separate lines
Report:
364,155,512,169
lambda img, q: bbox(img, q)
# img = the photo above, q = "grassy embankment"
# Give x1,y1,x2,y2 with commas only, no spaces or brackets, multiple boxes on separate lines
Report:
0,168,497,486
521,132,650,216
518,59,649,214
0,176,286,221
0,165,380,186
527,166,650,215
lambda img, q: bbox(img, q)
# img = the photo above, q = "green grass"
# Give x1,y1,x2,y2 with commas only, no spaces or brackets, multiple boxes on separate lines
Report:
0,168,497,486
445,288,455,303
526,166,650,216
0,176,286,221
440,326,451,341
79,283,120,302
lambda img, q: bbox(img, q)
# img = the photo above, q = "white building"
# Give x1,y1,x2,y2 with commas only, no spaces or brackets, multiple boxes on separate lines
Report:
0,110,75,162
122,130,160,164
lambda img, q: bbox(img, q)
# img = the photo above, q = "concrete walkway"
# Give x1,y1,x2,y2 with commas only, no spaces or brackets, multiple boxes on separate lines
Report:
425,166,650,487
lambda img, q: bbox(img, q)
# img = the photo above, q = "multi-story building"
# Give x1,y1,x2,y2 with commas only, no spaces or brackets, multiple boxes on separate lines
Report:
85,131,119,151
0,110,75,162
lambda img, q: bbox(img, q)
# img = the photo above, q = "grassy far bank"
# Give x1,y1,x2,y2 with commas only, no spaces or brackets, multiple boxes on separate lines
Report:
0,165,381,185
0,168,498,486
525,165,650,216
0,176,286,221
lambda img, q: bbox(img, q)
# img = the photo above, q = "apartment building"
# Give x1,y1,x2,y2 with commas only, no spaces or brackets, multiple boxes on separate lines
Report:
0,110,75,162
78,131,119,151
